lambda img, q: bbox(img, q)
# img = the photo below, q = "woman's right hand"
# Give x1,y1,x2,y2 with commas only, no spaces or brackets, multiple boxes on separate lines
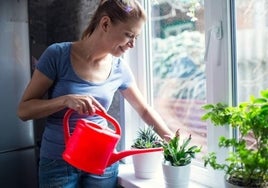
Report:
64,94,106,115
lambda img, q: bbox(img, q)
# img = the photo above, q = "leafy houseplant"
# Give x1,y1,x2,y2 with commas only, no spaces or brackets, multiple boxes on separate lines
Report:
131,126,163,179
161,129,201,188
162,129,201,166
201,89,268,187
131,126,162,149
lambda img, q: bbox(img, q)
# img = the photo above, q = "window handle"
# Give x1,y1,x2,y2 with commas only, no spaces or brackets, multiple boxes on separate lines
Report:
204,21,223,64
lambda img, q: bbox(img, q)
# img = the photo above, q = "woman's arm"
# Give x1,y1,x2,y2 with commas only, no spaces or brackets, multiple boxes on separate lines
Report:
120,83,173,139
17,69,105,121
17,69,66,121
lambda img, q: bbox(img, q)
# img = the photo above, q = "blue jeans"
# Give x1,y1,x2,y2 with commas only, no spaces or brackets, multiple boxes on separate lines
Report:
39,157,119,188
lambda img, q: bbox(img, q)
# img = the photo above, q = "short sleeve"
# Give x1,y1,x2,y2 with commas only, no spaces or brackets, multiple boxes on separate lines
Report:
36,44,60,80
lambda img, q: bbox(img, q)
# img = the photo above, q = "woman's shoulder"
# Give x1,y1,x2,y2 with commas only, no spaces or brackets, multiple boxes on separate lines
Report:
38,42,72,67
47,42,72,53
41,42,72,61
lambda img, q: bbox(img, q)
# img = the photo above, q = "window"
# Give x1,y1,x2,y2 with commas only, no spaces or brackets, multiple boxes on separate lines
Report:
235,0,268,152
122,0,268,187
123,0,218,186
149,0,206,162
236,0,268,103
147,0,209,185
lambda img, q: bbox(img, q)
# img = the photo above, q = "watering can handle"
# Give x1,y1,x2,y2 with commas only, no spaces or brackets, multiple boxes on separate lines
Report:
63,109,122,144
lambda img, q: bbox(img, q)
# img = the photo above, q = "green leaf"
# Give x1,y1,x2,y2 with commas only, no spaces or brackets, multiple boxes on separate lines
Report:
132,126,162,149
201,89,268,184
162,129,201,166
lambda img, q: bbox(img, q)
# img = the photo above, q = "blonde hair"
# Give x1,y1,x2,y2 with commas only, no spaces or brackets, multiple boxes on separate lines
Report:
81,0,146,39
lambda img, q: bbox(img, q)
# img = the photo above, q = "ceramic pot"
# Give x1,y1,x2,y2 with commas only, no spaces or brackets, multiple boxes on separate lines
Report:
132,150,162,179
162,162,191,188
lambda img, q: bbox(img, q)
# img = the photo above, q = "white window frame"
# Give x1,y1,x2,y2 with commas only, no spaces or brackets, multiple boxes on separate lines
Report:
121,0,235,187
204,1,235,186
120,0,148,162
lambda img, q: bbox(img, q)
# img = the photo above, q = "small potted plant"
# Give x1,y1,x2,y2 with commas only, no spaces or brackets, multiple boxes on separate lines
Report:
162,129,201,188
131,126,163,179
201,89,268,187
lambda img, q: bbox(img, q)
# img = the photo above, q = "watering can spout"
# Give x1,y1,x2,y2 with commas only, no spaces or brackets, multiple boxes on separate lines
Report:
107,148,163,166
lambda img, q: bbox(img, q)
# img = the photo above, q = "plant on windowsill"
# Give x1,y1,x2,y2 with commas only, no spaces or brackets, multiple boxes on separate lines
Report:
201,89,268,188
132,126,162,149
131,126,163,179
161,129,201,188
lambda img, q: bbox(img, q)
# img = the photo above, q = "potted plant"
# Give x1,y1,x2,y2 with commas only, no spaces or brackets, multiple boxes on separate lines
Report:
161,129,201,188
201,89,268,188
131,126,163,179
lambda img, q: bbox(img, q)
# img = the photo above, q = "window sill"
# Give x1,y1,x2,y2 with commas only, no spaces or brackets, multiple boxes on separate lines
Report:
118,163,209,188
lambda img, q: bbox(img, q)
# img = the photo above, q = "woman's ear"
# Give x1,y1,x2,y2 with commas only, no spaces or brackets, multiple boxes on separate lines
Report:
100,16,111,32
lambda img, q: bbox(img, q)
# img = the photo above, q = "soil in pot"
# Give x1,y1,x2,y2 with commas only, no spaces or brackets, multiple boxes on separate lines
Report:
225,175,267,188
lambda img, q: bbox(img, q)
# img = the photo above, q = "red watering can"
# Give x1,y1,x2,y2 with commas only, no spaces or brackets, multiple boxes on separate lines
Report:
62,109,163,175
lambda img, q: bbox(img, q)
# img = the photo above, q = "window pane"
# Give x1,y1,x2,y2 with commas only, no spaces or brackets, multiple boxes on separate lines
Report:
236,0,268,100
236,0,268,147
150,0,206,161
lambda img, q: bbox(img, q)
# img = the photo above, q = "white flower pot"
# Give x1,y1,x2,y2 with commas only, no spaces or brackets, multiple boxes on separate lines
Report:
132,151,162,179
162,162,191,188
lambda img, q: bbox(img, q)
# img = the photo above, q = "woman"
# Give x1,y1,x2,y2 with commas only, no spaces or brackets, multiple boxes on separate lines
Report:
18,0,173,187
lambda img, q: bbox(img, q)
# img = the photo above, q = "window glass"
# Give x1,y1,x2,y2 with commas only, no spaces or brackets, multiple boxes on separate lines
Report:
236,0,268,100
236,0,268,147
150,0,205,161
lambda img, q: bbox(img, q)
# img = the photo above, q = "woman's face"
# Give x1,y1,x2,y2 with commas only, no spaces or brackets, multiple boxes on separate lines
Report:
105,18,144,57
